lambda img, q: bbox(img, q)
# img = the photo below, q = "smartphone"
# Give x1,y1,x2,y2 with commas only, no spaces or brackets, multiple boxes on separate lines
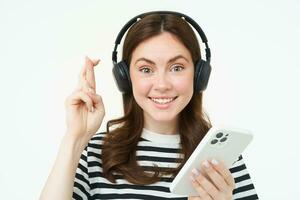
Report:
169,125,253,196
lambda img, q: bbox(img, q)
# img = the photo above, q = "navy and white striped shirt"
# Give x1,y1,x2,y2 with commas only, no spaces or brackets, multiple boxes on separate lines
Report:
73,128,258,200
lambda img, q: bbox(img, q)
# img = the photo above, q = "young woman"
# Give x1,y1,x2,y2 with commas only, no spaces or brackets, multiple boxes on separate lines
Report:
40,12,259,200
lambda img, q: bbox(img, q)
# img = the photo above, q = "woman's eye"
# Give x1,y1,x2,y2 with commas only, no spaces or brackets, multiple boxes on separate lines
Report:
171,65,184,72
139,67,152,73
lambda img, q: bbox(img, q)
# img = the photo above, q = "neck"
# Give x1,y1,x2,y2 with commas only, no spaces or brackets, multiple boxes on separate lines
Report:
143,112,179,135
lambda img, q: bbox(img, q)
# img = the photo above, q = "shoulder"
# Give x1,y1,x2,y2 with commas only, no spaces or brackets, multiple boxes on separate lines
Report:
89,131,107,144
85,131,107,154
230,155,259,199
230,155,246,172
229,155,251,181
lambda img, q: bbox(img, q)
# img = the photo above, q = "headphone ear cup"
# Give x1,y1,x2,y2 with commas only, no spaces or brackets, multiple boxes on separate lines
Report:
194,59,212,93
112,60,132,93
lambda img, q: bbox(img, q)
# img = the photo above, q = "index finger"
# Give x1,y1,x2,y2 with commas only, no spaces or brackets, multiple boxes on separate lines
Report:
84,56,100,91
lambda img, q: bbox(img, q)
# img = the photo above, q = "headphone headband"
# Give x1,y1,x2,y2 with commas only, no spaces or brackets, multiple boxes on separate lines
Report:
112,10,211,65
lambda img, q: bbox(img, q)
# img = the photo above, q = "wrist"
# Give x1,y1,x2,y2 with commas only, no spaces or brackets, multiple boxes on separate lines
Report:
62,132,89,153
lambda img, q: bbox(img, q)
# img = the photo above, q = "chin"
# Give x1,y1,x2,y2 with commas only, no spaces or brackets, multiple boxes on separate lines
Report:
148,112,178,122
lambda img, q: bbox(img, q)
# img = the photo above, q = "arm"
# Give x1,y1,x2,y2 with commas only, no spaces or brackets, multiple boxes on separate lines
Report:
39,133,88,200
40,56,104,200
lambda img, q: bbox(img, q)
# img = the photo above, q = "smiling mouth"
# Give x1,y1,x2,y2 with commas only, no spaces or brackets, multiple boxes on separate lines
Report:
148,96,178,104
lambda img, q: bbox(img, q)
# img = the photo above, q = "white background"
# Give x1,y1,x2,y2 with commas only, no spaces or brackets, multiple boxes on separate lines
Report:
0,0,299,199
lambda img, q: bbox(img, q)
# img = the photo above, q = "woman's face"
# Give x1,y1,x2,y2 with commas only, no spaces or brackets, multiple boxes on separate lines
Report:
129,32,194,126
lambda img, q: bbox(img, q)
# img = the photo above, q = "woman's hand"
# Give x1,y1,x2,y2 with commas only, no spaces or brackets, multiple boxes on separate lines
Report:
64,56,105,143
188,159,235,200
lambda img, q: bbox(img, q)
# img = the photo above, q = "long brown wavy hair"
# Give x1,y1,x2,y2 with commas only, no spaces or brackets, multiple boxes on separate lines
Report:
102,13,212,185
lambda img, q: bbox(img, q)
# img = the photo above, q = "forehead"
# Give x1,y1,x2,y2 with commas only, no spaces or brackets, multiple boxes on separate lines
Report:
131,32,192,62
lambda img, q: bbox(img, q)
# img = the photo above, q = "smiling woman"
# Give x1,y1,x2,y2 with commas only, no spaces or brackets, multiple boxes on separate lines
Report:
39,11,258,200
101,13,208,188
130,32,195,129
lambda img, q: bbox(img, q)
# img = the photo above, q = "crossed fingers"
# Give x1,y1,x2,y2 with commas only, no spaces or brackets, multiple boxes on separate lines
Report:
77,56,100,93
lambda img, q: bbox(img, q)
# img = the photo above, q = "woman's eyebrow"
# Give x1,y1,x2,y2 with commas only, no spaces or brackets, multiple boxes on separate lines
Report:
134,55,190,65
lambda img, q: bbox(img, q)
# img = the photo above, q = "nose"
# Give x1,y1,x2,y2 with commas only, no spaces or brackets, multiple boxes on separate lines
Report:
153,72,172,92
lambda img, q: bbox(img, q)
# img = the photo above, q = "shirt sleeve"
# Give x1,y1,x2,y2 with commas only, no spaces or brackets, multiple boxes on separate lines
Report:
72,145,91,200
230,155,259,200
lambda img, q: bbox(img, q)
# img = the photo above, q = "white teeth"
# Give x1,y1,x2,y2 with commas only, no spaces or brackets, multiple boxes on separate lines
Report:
150,97,176,104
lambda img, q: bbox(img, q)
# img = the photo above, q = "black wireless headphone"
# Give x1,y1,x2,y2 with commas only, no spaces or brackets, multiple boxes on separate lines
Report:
112,11,212,94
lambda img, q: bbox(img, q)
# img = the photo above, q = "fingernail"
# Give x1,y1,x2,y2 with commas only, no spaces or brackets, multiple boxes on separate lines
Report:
211,159,219,165
191,168,200,176
90,107,94,112
202,160,210,168
190,175,196,182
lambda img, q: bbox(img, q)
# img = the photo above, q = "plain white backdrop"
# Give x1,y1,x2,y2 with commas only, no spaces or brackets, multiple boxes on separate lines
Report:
0,0,299,199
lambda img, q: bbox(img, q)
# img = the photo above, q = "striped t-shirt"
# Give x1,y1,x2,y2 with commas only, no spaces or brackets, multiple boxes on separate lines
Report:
73,128,259,200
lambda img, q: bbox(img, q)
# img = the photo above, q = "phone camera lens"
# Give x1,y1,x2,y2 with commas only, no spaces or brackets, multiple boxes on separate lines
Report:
220,137,227,142
211,139,218,145
216,132,223,138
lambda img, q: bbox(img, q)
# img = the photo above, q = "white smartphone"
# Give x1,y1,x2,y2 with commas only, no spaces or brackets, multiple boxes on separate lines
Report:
169,125,253,196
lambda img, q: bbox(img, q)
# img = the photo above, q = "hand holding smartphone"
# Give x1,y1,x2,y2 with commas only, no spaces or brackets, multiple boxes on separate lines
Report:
169,125,253,196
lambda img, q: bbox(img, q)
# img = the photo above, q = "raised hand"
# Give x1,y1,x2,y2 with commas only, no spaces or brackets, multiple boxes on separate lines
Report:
188,159,235,200
64,56,105,143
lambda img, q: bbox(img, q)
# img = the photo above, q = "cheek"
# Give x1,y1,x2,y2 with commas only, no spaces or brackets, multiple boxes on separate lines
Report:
172,76,194,94
132,78,152,95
